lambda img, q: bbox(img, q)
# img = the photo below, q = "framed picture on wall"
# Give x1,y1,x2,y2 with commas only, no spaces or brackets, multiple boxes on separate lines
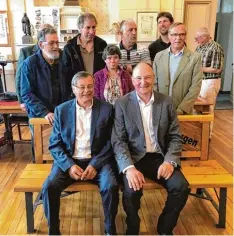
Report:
0,11,10,47
137,11,158,42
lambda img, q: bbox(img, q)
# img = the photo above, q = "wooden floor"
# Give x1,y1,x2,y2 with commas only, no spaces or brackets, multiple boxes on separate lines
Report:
0,110,233,235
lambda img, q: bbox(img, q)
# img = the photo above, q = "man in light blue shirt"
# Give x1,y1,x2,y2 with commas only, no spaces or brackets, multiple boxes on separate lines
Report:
153,22,202,114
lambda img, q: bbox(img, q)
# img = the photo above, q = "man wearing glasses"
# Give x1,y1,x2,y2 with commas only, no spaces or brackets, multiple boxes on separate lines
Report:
43,71,119,235
21,27,67,125
112,62,190,235
153,22,202,114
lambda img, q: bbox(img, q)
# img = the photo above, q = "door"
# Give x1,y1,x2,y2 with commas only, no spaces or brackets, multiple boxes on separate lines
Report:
183,0,218,51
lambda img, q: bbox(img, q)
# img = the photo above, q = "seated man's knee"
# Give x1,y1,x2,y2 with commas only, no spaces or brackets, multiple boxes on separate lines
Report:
42,176,61,196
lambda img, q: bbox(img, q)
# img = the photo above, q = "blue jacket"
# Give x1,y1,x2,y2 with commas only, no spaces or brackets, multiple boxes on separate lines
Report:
49,98,114,172
21,50,67,118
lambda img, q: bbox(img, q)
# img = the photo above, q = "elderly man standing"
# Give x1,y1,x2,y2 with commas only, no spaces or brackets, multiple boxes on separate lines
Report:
119,19,151,74
16,24,54,111
153,22,203,114
62,13,107,98
195,27,224,137
112,62,190,235
42,71,119,235
148,12,174,62
21,28,67,125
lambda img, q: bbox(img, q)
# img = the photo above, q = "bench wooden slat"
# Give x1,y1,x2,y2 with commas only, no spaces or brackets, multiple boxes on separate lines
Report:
185,175,233,188
14,160,233,193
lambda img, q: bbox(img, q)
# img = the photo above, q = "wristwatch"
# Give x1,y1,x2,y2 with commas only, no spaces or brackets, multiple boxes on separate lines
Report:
168,161,178,168
123,65,127,70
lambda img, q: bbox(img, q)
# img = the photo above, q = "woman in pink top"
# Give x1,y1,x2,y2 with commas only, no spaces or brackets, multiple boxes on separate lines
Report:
94,45,134,104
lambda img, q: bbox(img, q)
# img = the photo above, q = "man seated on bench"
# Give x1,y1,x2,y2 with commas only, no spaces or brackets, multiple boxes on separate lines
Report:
42,71,119,235
112,62,190,235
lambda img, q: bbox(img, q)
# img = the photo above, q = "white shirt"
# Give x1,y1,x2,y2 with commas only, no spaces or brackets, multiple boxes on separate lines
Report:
137,92,157,152
72,100,93,159
123,92,158,173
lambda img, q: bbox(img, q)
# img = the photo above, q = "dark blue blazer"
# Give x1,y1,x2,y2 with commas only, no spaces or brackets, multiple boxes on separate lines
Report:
49,98,114,172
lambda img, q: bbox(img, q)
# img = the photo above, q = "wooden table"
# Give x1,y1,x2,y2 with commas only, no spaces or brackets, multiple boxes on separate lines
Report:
0,101,26,146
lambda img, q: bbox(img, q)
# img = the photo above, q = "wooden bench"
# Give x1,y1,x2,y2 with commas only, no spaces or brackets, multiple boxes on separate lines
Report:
14,160,233,233
14,116,233,233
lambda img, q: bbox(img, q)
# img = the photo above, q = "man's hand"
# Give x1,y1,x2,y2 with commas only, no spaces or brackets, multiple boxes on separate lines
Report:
68,165,84,180
20,103,26,111
126,167,145,191
157,162,174,180
45,112,54,125
81,165,97,181
176,108,184,115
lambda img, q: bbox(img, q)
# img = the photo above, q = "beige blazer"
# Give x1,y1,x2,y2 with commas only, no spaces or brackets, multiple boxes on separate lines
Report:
153,47,202,114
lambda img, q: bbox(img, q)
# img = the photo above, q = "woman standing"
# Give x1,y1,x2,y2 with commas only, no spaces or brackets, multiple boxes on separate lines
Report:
94,45,134,104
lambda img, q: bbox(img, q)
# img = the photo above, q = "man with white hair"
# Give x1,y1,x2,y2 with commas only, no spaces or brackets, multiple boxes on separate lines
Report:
195,27,224,137
119,19,151,74
16,24,54,112
153,22,202,115
21,27,67,125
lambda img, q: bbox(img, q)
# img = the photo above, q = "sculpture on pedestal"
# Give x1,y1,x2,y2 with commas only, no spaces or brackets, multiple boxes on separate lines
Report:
21,13,33,44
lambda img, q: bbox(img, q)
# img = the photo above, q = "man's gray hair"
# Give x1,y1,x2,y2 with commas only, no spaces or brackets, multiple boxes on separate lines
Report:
37,24,54,40
38,27,57,42
168,22,187,34
77,13,97,29
71,71,94,86
120,19,136,32
196,27,210,37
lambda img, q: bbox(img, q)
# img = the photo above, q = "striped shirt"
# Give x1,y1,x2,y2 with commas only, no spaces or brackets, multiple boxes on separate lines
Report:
196,40,224,79
119,41,151,68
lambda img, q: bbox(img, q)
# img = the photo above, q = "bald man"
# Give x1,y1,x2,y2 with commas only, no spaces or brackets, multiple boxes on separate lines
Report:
112,62,190,235
195,27,224,138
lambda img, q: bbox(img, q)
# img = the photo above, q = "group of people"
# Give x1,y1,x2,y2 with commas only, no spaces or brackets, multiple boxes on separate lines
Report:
15,11,224,235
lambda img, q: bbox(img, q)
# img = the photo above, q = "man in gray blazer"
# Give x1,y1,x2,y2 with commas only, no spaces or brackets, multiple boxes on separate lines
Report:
153,22,202,114
112,62,190,235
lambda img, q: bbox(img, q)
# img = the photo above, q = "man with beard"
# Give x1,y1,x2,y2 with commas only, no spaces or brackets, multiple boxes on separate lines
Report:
148,12,174,62
16,24,54,112
62,13,107,98
119,19,151,74
21,27,67,125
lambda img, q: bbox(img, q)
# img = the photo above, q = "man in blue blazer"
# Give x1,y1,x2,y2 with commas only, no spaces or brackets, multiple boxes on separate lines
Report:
42,71,119,235
112,63,190,235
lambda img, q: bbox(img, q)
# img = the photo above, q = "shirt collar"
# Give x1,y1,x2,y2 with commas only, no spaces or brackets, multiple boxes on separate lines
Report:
136,91,154,106
76,99,93,111
119,40,137,50
168,46,185,56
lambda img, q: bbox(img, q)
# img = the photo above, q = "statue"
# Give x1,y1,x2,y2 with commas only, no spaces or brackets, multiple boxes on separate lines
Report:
21,13,33,44
22,13,31,36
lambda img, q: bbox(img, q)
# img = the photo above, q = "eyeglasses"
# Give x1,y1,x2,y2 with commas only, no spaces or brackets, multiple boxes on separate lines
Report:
132,75,154,81
170,33,186,38
73,85,94,91
43,41,60,46
194,35,205,40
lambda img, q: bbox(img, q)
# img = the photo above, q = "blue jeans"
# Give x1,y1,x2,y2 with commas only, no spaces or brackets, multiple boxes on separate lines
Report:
42,160,119,235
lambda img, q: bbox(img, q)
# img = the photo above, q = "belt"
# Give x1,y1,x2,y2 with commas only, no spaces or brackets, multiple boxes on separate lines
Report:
203,77,221,80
